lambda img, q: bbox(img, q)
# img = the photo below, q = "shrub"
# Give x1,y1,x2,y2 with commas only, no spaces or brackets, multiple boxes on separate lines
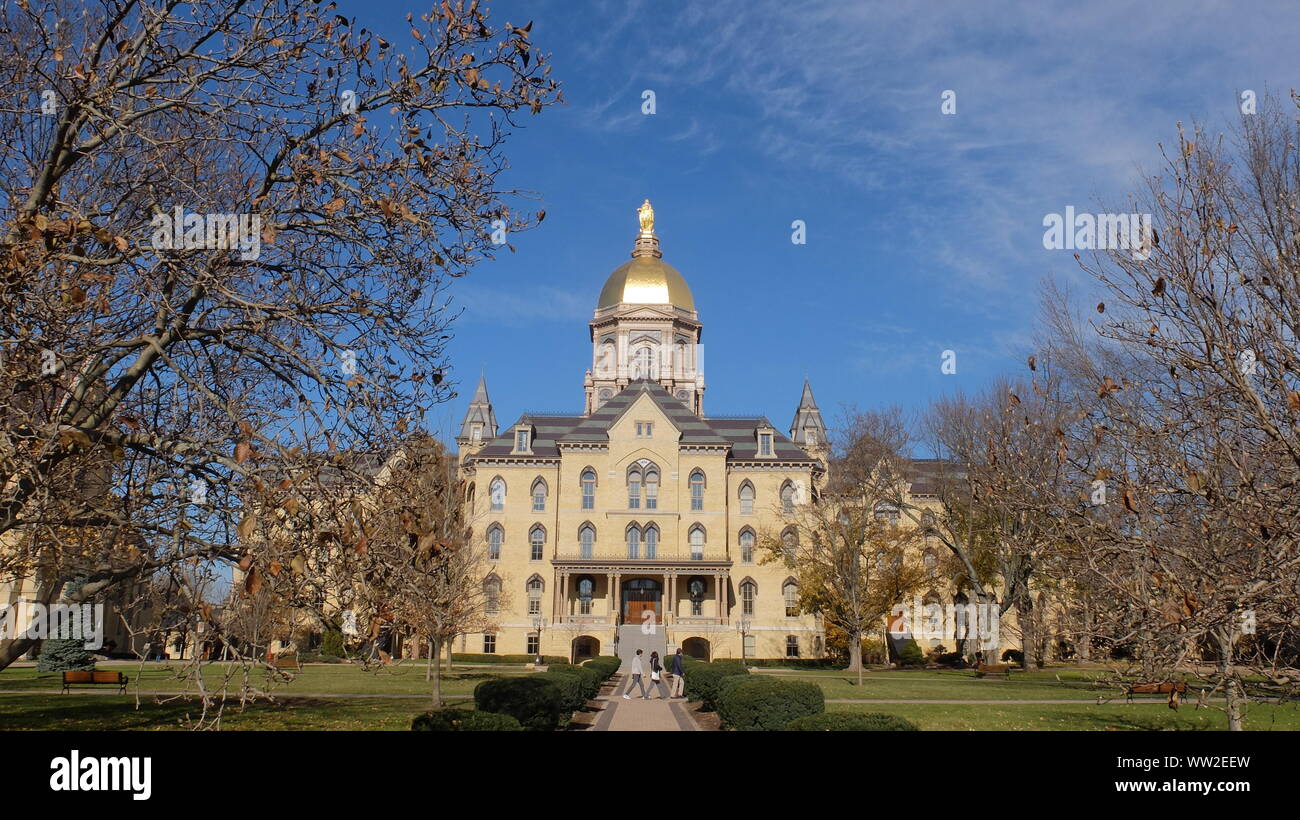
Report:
745,658,839,669
320,628,344,658
37,639,94,672
684,662,750,711
473,676,566,731
785,712,919,731
452,653,568,665
536,671,586,715
935,652,966,668
896,639,925,668
582,656,621,680
546,664,602,702
1001,648,1024,665
716,676,824,731
411,709,522,731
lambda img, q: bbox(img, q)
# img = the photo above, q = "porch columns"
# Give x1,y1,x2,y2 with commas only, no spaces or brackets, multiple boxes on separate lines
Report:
611,572,622,620
560,573,570,619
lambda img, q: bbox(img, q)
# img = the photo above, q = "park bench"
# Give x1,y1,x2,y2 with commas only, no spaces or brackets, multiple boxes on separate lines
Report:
1125,681,1187,710
975,663,1012,678
269,655,301,672
61,670,128,694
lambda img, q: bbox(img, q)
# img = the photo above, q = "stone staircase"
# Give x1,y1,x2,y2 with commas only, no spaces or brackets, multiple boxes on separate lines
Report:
615,623,666,671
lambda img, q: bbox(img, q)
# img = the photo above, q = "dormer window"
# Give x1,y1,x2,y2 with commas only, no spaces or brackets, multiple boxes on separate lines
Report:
759,431,774,457
513,427,531,453
805,429,817,446
470,423,483,443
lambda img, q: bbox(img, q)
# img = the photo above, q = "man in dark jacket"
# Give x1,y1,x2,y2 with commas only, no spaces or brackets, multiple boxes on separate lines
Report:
669,648,686,698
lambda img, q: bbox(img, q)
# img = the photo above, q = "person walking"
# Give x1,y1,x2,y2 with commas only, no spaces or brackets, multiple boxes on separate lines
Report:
624,649,648,699
648,651,669,699
669,648,686,698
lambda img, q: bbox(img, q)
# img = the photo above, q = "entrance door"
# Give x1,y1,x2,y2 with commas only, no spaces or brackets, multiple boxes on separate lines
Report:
622,579,661,625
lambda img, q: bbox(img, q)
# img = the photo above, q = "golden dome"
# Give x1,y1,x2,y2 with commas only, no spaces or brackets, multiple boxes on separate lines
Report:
597,199,695,310
597,256,695,310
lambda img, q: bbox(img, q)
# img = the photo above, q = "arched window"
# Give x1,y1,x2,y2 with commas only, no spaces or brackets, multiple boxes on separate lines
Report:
633,346,653,379
690,470,705,511
465,482,476,508
483,575,501,615
489,477,506,511
740,580,757,616
526,576,544,616
597,341,616,379
486,525,503,561
783,579,799,618
874,502,901,523
579,524,595,559
739,529,755,564
644,468,659,510
688,577,706,616
577,576,594,615
580,469,596,510
530,525,546,561
531,478,547,512
738,481,754,515
689,525,705,561
780,481,796,514
644,525,659,559
626,525,641,559
781,526,798,558
628,466,642,509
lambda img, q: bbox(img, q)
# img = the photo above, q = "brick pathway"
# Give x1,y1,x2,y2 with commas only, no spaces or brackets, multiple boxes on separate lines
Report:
592,674,696,731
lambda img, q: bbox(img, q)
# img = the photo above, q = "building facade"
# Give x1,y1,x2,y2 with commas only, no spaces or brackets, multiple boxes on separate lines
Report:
456,202,831,663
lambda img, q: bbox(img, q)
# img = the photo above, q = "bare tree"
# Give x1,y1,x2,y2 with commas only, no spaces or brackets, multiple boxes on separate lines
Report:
0,0,561,684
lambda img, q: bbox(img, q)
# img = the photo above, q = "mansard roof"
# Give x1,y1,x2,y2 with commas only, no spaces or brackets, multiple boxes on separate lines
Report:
466,380,815,464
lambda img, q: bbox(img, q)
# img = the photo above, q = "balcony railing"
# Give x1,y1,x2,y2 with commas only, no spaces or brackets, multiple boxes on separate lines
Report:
554,551,728,563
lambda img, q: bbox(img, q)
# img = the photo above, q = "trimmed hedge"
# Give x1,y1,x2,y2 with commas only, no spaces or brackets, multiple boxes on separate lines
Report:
785,712,919,731
582,656,621,680
453,653,568,665
546,664,602,702
473,676,566,731
715,676,824,731
411,709,522,731
684,661,750,711
537,671,586,714
745,658,839,669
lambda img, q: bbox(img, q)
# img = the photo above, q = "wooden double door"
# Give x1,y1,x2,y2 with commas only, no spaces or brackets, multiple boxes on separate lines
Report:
623,579,661,624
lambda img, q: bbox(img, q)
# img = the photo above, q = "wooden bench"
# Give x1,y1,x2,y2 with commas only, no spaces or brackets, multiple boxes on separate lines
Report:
62,670,128,694
975,663,1013,678
1125,681,1187,710
270,655,301,672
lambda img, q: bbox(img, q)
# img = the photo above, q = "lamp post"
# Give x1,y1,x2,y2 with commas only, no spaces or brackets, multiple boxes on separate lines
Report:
739,615,752,666
531,614,544,667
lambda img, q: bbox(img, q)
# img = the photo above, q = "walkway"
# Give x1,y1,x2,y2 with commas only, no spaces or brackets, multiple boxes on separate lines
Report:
591,674,696,731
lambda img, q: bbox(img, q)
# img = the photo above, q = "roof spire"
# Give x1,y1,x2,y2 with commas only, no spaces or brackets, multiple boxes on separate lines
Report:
457,374,498,444
789,379,826,447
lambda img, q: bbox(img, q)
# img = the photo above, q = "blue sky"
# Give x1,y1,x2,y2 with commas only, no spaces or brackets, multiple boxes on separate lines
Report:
340,0,1300,443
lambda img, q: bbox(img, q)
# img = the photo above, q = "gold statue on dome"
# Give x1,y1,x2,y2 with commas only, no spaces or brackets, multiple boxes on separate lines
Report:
637,199,655,234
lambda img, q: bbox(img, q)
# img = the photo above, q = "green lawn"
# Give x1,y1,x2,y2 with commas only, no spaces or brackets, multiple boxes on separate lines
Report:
827,701,1300,731
0,661,525,698
751,666,1283,703
0,694,429,731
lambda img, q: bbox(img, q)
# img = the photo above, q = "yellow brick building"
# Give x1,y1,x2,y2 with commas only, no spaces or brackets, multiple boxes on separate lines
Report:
456,202,831,664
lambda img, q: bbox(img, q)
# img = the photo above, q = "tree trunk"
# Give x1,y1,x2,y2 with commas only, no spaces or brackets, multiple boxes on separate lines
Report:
425,638,434,682
1216,629,1243,731
431,636,443,709
1019,594,1036,671
846,628,864,687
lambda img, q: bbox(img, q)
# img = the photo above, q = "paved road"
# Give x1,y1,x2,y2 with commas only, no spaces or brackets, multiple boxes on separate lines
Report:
591,674,696,731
